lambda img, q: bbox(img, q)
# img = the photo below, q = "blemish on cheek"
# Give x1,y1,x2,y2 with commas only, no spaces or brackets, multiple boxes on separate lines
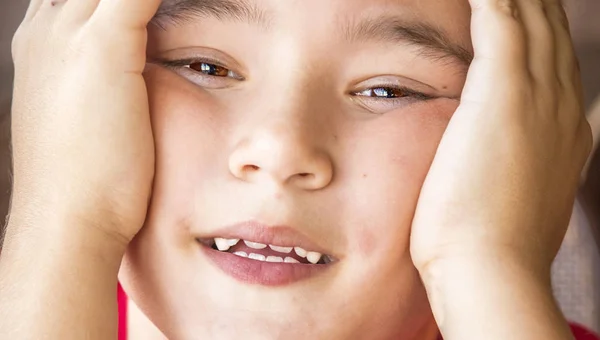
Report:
356,225,377,257
362,173,368,179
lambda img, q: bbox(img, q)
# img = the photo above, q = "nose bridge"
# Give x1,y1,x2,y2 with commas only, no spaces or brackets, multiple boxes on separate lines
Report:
262,60,334,141
260,86,320,146
255,112,314,166
261,30,335,125
229,75,334,189
252,48,328,157
227,31,336,189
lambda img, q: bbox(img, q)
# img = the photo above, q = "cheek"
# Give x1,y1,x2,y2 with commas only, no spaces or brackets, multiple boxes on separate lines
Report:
144,69,228,231
343,101,455,259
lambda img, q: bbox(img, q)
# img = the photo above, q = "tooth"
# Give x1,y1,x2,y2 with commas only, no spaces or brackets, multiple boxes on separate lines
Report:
284,257,300,263
266,256,284,263
323,255,333,264
233,251,248,258
294,247,307,258
215,238,231,251
248,253,266,261
227,239,240,246
269,245,293,253
307,252,322,264
244,240,267,249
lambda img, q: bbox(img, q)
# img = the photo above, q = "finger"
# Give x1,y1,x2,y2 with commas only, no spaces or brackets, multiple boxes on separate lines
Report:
93,0,162,29
26,0,67,21
462,0,529,103
23,0,45,21
62,0,102,22
542,0,579,89
542,0,585,125
515,0,555,86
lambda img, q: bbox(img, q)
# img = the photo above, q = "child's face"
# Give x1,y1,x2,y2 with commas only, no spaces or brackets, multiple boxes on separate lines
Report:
120,0,471,338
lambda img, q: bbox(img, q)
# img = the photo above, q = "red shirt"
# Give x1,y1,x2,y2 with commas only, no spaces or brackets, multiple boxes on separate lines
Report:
117,285,599,340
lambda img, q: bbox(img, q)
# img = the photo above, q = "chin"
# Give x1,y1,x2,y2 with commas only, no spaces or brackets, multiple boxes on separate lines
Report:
119,217,435,340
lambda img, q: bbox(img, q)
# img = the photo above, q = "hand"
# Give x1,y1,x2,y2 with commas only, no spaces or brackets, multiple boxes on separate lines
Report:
9,0,161,246
410,0,592,277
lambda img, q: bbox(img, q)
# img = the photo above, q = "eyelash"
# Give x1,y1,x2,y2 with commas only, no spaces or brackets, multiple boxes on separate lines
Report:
351,86,434,101
159,58,435,102
159,58,244,80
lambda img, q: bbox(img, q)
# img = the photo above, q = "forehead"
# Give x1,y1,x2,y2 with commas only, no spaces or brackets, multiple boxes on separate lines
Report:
154,0,473,66
156,0,472,33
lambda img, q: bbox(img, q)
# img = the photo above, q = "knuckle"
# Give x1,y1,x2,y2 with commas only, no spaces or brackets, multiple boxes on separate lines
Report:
527,0,545,10
471,0,520,20
556,78,580,108
494,0,520,19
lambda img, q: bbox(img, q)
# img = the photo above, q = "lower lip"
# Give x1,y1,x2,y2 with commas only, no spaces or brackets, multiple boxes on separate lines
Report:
200,244,329,286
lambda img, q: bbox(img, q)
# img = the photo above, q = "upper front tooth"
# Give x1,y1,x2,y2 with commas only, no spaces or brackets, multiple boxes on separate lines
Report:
244,240,267,249
307,251,322,264
215,238,231,251
294,247,307,258
227,239,240,246
269,245,293,253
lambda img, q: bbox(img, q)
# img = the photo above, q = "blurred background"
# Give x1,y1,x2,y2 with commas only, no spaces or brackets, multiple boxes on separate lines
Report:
0,0,598,334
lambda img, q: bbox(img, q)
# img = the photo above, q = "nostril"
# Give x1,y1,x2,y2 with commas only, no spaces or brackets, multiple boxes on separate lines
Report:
299,173,311,177
243,165,260,172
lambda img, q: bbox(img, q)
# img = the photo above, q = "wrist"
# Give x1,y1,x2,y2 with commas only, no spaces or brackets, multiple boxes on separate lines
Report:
10,182,144,246
419,255,570,340
4,204,128,267
0,211,124,339
416,244,553,285
9,188,132,246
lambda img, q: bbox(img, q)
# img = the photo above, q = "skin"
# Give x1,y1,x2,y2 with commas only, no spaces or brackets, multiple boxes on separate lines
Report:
122,1,467,339
0,0,592,340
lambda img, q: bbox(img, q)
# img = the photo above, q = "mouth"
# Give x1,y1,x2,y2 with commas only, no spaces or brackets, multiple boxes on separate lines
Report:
199,237,334,265
196,222,336,286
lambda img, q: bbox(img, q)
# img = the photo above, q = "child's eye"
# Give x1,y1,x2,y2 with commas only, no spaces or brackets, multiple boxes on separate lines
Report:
357,87,403,98
156,57,244,88
187,62,237,78
354,87,430,100
350,85,435,114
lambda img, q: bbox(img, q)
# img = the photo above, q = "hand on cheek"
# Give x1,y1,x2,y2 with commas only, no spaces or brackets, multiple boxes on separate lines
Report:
9,0,161,245
410,1,591,338
1,0,162,338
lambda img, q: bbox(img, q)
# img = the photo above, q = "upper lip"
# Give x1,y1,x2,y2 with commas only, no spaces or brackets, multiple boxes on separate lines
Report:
201,220,334,256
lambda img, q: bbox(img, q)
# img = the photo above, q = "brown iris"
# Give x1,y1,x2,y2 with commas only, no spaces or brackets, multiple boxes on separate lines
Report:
366,87,405,98
189,62,230,77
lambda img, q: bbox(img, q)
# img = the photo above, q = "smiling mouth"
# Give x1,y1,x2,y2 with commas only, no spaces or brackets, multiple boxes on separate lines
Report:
196,222,336,285
198,238,335,265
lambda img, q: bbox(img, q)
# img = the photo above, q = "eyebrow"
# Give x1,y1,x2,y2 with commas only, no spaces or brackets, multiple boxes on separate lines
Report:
152,1,472,68
152,0,271,29
344,16,473,68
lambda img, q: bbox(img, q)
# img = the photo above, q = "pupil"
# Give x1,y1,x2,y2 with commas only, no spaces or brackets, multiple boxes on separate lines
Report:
373,88,399,98
190,63,228,77
200,63,215,74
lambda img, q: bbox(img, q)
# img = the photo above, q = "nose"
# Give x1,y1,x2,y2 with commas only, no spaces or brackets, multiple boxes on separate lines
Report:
229,123,333,191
